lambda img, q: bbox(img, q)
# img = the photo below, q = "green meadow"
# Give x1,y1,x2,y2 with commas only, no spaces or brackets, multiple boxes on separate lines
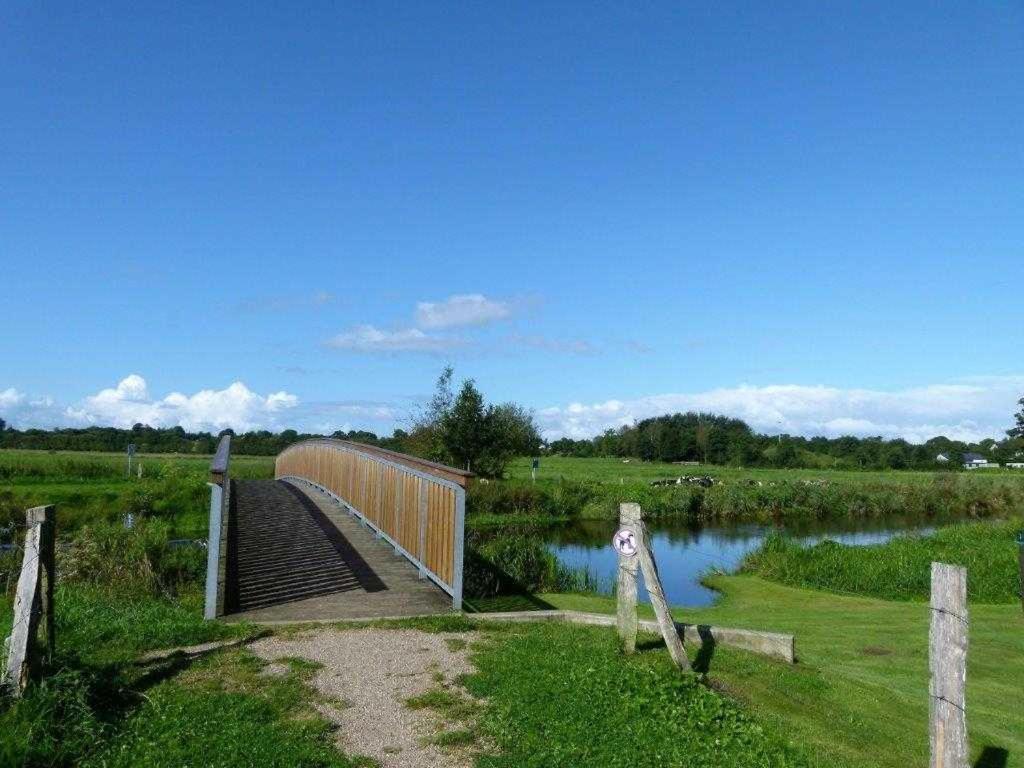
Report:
0,449,274,537
2,450,1021,766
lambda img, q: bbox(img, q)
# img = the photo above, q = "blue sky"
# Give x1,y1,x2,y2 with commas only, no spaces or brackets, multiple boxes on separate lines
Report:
2,2,1022,442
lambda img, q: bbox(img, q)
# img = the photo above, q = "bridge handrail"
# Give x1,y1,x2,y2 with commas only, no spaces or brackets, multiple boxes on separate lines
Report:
209,434,231,484
275,439,467,609
204,435,232,619
324,440,473,488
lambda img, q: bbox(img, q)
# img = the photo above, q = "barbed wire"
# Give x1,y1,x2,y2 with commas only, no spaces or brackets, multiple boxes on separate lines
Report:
3,548,42,641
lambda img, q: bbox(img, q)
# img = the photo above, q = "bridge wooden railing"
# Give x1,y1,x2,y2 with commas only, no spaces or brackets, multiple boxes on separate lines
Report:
275,439,470,609
204,434,231,620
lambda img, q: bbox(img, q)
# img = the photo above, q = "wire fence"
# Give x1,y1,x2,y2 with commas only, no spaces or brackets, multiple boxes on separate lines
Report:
1,520,32,600
4,548,41,646
2,509,55,697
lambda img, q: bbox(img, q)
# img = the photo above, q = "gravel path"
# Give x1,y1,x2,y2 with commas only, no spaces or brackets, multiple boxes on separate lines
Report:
250,628,479,768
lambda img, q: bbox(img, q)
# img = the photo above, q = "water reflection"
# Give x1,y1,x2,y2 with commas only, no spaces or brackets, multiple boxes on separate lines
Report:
547,515,952,607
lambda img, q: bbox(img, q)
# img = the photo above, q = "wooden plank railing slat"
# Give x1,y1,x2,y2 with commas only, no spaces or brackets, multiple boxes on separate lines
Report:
274,440,465,606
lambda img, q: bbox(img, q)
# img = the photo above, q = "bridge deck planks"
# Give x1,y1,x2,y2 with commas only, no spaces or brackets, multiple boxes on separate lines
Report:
225,479,452,623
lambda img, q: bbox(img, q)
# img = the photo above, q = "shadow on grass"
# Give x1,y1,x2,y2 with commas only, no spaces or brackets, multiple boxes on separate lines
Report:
634,626,717,674
462,546,559,613
692,626,717,674
974,746,1009,768
465,591,556,613
52,631,270,730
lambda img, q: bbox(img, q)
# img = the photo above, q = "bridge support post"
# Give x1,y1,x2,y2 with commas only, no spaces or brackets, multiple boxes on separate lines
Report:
204,482,224,620
418,481,428,580
452,487,465,610
204,435,231,621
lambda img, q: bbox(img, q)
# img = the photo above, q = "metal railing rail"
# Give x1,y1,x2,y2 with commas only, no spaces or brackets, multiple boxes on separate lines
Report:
275,439,468,610
204,434,231,620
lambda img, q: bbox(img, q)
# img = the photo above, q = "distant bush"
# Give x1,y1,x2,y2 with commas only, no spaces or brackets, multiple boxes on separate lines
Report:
743,518,1022,603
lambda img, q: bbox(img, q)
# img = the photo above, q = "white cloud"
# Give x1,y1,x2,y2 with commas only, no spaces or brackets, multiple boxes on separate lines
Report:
58,375,299,432
0,377,406,435
538,377,1024,443
325,325,465,354
0,388,26,408
0,388,65,427
415,294,511,329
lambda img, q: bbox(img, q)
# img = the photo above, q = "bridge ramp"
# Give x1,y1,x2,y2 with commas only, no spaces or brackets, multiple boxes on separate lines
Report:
227,479,452,623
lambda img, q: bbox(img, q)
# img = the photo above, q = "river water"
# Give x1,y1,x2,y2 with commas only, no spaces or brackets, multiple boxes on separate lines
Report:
546,514,960,606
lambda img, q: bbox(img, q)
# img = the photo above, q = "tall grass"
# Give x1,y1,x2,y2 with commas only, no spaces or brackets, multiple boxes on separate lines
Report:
0,450,275,483
742,518,1023,603
3,463,218,536
468,472,1024,524
1,520,253,766
465,529,601,598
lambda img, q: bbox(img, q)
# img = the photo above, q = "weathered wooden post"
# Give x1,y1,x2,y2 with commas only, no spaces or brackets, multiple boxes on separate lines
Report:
616,503,640,653
636,513,690,671
613,502,691,671
3,505,56,696
30,506,55,665
929,562,968,768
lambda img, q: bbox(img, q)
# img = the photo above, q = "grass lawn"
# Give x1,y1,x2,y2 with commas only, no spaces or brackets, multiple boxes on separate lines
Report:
78,649,368,768
463,619,810,767
5,579,1018,767
530,576,1023,768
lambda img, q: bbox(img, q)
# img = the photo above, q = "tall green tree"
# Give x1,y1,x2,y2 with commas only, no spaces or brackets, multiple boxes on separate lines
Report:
441,379,490,472
406,366,455,461
1008,397,1024,439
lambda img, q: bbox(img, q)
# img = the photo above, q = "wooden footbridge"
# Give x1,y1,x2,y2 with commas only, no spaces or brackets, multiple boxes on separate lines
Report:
203,436,470,623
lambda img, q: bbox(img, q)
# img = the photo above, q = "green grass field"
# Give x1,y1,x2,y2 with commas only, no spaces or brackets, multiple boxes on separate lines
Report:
530,577,1024,768
2,450,1021,766
4,450,1022,536
508,455,1024,486
475,456,1024,524
0,448,275,482
0,449,275,537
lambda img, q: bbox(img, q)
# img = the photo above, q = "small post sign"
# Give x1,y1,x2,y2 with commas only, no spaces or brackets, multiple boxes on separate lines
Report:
531,457,539,482
126,444,136,478
614,503,691,671
612,528,638,557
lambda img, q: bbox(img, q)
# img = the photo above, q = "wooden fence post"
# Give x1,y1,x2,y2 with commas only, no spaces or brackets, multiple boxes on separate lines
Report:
929,562,968,768
3,505,56,696
616,503,640,653
636,513,691,671
614,503,691,671
28,506,55,665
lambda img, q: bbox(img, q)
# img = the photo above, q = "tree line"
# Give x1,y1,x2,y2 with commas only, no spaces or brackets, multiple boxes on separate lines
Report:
547,411,1024,470
3,386,1023,474
0,368,542,478
0,421,405,457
